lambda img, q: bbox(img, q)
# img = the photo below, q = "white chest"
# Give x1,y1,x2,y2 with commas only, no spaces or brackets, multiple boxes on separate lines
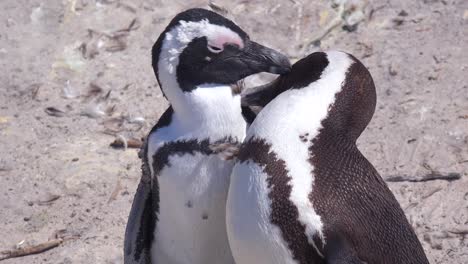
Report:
145,81,245,263
227,162,298,264
152,152,235,264
147,111,244,264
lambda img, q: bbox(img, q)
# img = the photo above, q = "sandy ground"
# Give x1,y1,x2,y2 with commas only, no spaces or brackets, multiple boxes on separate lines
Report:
0,0,467,263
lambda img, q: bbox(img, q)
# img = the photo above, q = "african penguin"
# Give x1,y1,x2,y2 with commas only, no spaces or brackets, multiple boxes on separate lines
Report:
226,51,429,264
124,8,291,264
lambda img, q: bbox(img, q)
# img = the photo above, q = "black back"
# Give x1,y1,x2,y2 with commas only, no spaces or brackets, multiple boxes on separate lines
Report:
311,57,428,263
238,52,429,264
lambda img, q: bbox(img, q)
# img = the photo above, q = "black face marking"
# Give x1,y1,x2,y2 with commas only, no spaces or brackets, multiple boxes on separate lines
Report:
176,38,290,92
152,8,249,94
176,38,248,91
152,8,291,93
238,138,325,264
177,37,250,92
152,8,248,90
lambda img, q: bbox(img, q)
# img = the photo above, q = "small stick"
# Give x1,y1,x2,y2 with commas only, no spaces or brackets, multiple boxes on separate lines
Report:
110,137,143,149
35,194,61,206
386,172,461,183
208,1,229,16
448,229,468,235
0,239,63,261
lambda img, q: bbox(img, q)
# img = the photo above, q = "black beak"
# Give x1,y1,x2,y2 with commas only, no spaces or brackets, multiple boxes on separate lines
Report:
241,78,282,107
239,40,291,75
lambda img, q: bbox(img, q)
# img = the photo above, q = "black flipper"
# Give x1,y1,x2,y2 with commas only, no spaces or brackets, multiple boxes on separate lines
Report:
124,107,173,264
124,140,154,264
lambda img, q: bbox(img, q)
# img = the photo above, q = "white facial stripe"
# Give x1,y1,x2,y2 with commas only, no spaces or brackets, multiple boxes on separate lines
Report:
159,19,243,75
246,51,354,248
157,19,244,113
177,20,243,48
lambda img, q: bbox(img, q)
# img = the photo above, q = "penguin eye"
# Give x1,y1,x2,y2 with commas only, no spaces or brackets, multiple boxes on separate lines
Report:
207,45,223,53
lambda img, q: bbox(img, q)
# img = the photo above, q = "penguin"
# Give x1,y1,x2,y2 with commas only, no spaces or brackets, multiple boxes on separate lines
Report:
226,51,429,264
124,8,291,264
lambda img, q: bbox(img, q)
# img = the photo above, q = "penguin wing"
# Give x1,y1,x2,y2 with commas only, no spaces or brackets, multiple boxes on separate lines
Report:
124,139,154,264
124,107,174,264
124,177,153,263
316,148,428,264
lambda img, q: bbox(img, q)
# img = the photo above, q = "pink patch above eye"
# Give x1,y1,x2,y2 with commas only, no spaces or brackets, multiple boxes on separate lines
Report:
209,33,244,49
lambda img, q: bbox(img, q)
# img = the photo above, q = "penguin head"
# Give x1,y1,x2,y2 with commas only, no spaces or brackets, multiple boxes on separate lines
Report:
242,52,376,140
152,8,291,97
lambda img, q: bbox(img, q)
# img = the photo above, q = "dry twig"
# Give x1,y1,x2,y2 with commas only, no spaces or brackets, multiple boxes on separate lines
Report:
386,172,461,183
34,194,61,206
0,239,63,261
448,229,468,236
44,107,66,117
110,137,143,149
209,1,229,16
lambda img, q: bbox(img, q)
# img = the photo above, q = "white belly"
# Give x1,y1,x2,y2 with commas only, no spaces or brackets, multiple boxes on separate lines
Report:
152,152,235,264
226,162,297,264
